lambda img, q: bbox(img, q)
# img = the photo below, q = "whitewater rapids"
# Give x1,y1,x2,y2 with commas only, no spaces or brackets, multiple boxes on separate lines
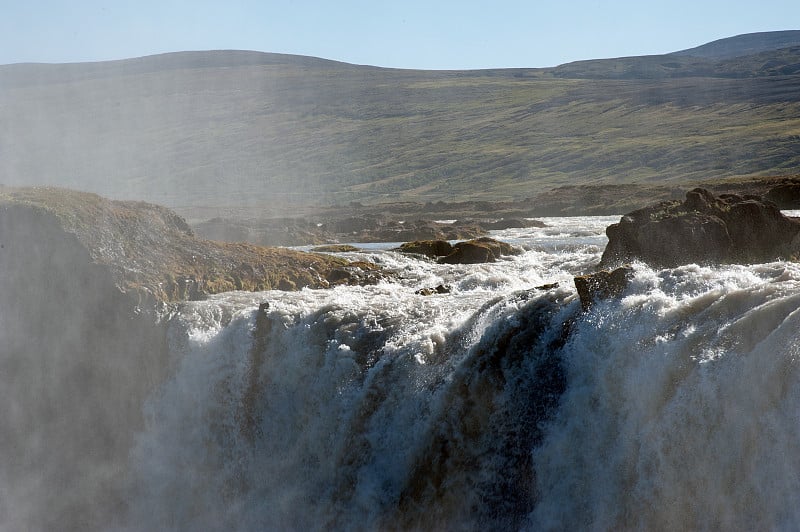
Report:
123,216,800,530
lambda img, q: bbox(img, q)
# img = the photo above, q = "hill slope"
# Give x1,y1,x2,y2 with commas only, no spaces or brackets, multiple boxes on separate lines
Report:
673,30,800,59
1,32,800,218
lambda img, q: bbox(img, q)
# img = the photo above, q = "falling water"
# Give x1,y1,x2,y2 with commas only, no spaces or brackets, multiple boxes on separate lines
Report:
17,215,800,530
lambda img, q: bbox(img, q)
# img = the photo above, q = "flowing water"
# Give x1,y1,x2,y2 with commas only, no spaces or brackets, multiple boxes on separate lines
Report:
122,216,800,530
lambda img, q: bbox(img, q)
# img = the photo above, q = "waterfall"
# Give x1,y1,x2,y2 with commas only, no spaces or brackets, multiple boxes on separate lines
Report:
123,219,800,530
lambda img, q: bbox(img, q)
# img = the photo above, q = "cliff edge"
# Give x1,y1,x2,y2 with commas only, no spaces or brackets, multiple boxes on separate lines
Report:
0,186,378,530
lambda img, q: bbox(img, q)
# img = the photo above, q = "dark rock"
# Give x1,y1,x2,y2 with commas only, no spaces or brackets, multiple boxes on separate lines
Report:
440,241,495,264
765,182,800,209
396,240,454,259
439,237,522,265
415,284,452,296
600,188,800,268
478,218,547,230
392,237,526,265
535,282,560,290
470,236,523,257
392,292,572,529
574,265,634,310
242,302,272,442
603,209,732,268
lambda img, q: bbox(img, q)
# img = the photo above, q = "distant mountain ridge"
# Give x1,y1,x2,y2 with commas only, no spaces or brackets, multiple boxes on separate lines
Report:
673,30,800,59
1,31,799,218
0,50,358,89
550,30,800,79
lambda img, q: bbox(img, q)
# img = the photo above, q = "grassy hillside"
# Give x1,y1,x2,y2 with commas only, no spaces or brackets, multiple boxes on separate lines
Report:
673,30,800,59
2,32,800,219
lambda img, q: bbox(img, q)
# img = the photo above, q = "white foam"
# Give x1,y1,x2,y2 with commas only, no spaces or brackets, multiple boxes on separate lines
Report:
124,217,800,529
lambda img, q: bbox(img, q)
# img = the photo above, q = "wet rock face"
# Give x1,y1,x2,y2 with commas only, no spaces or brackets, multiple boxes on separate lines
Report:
574,265,634,310
600,188,800,268
415,284,452,296
392,292,573,530
0,204,174,531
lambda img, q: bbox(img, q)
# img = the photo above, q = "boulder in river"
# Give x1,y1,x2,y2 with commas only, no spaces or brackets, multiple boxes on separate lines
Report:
600,188,800,268
439,240,495,264
574,265,634,310
396,240,455,259
398,237,521,264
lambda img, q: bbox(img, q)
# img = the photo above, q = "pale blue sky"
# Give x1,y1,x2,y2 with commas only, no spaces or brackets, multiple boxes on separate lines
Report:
1,1,798,69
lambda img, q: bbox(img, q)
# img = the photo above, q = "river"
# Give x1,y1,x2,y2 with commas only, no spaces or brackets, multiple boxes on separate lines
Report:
121,215,800,530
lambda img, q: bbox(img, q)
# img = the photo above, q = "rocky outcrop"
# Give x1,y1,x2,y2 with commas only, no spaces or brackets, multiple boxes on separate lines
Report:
600,188,800,268
0,186,384,530
396,239,455,259
439,237,523,264
440,241,496,264
0,196,172,530
574,265,634,310
765,181,800,209
397,237,522,264
0,187,381,305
